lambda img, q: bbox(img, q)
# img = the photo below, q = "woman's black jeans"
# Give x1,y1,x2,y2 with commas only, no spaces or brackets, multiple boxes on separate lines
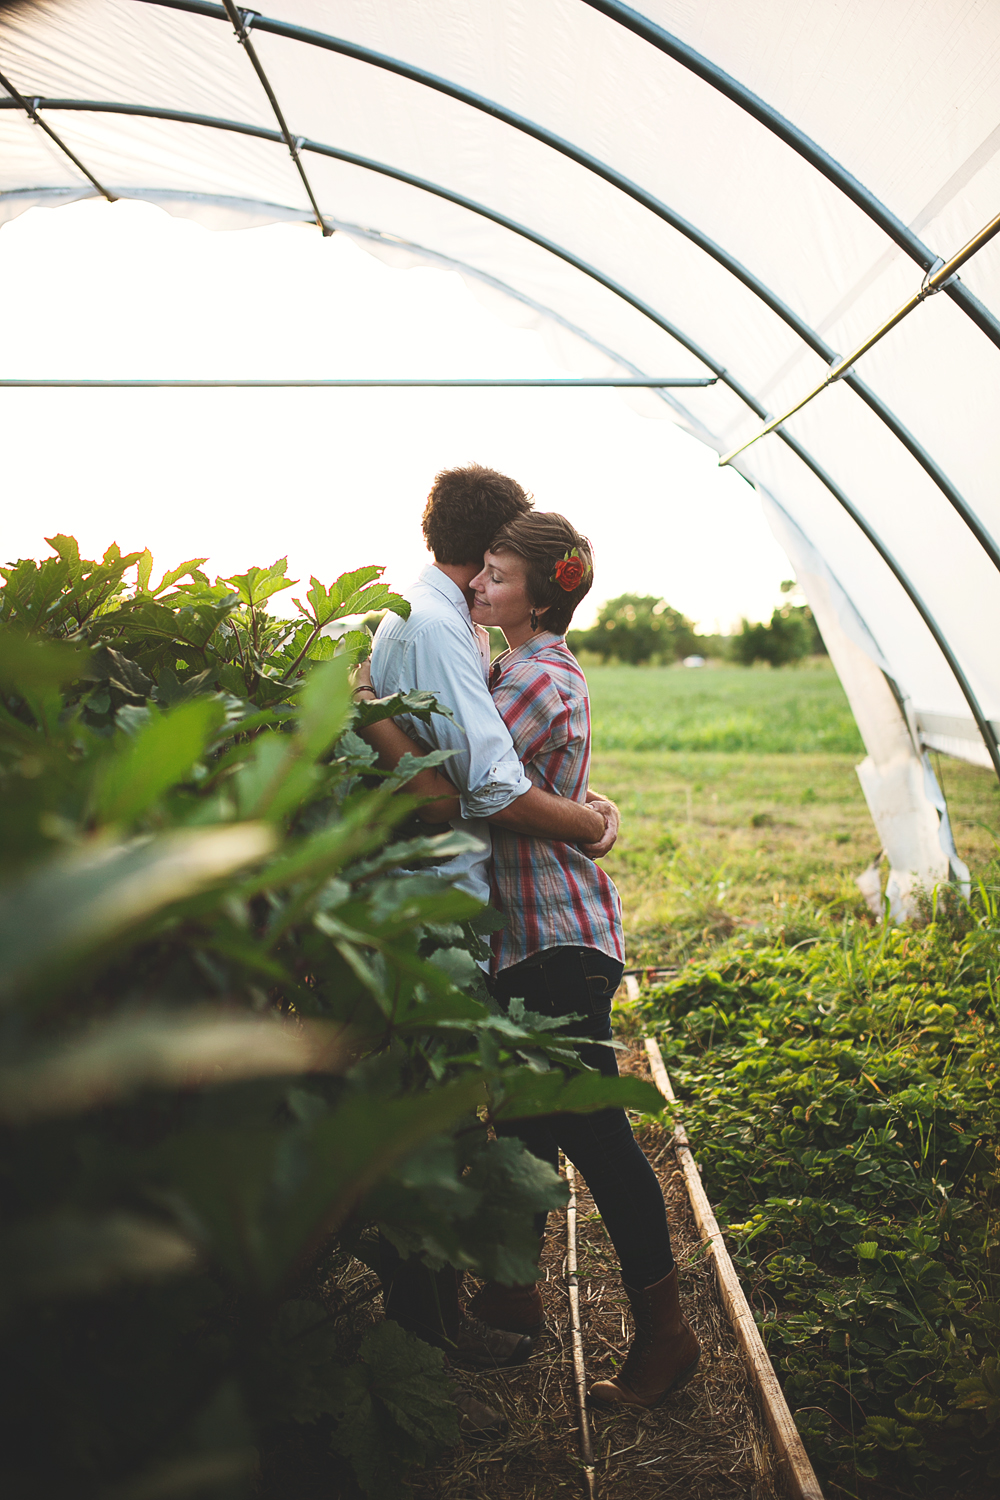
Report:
490,946,674,1291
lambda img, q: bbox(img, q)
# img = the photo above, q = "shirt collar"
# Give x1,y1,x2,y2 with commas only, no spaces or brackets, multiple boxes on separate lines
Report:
492,629,563,675
419,562,473,622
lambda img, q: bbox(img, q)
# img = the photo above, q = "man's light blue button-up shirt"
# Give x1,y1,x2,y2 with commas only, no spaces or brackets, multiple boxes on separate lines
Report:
370,564,532,904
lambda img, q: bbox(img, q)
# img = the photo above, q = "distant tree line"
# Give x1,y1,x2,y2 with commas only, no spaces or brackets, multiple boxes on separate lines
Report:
566,582,826,666
567,593,697,664
730,599,825,666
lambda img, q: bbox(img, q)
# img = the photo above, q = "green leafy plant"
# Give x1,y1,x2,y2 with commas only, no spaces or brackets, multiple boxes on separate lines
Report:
0,539,662,1499
640,905,1000,1495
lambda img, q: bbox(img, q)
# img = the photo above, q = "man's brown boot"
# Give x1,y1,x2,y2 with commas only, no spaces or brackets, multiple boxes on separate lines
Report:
453,1313,533,1369
588,1268,700,1409
443,1364,509,1441
466,1279,546,1338
467,1235,546,1337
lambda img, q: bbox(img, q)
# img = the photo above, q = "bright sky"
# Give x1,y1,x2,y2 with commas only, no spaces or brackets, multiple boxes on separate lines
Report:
1,198,793,632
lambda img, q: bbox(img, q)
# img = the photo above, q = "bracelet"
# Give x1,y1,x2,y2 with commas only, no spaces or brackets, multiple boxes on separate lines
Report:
353,685,377,698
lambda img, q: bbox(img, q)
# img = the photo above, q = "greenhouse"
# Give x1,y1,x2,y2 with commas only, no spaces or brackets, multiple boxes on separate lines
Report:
1,5,999,1498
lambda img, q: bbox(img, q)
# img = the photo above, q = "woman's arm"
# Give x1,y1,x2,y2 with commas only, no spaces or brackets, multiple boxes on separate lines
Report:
353,660,460,822
360,713,462,823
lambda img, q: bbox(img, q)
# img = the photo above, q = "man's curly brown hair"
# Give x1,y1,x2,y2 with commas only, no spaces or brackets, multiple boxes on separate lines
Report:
422,464,533,565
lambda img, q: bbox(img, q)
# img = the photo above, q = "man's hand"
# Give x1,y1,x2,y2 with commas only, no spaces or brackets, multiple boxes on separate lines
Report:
580,794,620,859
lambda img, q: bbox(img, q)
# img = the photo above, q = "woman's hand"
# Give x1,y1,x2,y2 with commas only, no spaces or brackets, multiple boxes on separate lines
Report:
351,657,375,697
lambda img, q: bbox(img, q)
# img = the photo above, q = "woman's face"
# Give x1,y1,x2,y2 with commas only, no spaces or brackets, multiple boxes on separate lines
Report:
469,550,544,639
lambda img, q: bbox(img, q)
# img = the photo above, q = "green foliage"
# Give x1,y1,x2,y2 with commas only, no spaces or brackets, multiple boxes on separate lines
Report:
731,587,826,667
0,539,657,1499
328,1321,459,1500
568,593,697,664
640,900,1000,1495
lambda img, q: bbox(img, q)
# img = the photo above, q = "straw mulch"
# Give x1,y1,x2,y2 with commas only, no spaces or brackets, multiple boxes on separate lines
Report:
410,1043,786,1500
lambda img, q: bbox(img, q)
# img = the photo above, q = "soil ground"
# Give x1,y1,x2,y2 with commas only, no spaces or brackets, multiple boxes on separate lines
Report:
410,1045,786,1500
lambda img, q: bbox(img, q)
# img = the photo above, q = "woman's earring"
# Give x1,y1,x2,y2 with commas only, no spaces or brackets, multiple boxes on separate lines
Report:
530,608,538,631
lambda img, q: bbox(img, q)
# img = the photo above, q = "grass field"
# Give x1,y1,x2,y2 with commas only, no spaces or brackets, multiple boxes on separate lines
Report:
587,660,865,754
585,664,999,964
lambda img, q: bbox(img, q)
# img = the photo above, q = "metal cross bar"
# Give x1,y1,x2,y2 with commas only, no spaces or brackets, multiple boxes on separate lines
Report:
219,0,331,234
578,0,1000,351
129,2,1000,578
719,210,1000,469
2,98,995,779
0,377,715,387
0,68,116,202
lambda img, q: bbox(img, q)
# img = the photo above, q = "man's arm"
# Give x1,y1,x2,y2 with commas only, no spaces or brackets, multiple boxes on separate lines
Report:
356,710,606,843
488,786,602,841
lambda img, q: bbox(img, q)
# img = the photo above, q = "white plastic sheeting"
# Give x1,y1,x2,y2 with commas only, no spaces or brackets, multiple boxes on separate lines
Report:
1,0,998,897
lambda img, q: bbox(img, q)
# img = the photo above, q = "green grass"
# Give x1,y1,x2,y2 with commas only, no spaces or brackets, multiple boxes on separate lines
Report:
586,661,865,754
584,666,999,966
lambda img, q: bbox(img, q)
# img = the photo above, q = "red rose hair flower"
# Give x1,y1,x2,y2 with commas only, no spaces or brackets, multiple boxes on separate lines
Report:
552,550,587,591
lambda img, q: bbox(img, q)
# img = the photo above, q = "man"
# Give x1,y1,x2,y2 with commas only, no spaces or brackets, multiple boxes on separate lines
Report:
356,464,619,1436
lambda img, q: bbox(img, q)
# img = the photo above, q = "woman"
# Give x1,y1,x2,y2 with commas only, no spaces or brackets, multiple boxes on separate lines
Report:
355,513,699,1409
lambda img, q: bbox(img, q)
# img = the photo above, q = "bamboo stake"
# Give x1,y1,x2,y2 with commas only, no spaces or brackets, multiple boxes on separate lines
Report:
564,1160,597,1499
644,1037,824,1500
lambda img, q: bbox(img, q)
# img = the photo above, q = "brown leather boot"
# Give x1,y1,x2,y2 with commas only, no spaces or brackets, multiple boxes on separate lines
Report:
466,1235,547,1337
452,1313,533,1369
466,1279,546,1338
443,1364,509,1441
588,1268,700,1409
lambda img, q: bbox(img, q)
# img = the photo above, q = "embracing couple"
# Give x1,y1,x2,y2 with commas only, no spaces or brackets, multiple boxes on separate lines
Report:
353,465,698,1431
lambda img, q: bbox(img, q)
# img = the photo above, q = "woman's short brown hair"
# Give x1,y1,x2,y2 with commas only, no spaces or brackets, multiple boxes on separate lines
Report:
488,512,594,634
422,464,533,565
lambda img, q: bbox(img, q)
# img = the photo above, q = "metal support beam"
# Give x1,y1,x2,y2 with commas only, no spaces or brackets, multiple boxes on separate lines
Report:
0,376,716,387
130,1,1000,578
578,0,1000,351
1,97,994,779
219,0,331,234
0,69,116,202
720,210,1000,468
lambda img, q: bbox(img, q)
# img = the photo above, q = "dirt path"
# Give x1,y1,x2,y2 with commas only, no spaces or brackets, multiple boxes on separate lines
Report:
412,1047,785,1500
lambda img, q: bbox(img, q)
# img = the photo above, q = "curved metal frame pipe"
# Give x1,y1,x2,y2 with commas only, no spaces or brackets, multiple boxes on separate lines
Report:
579,0,1000,350
0,67,116,202
135,0,1000,576
218,0,331,234
3,93,996,777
